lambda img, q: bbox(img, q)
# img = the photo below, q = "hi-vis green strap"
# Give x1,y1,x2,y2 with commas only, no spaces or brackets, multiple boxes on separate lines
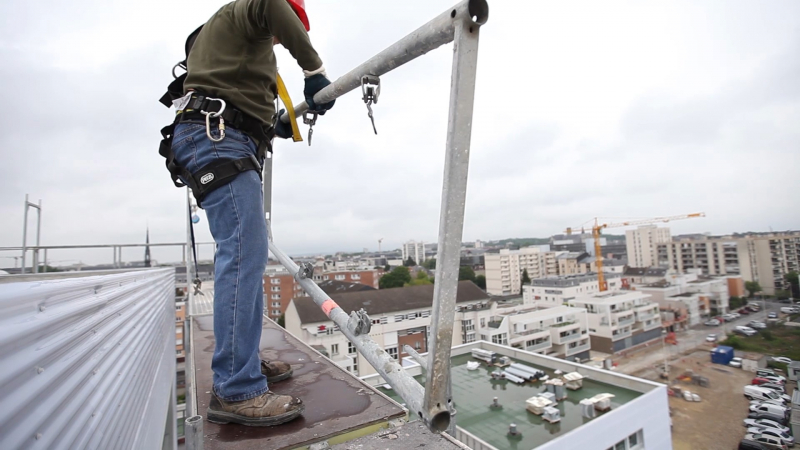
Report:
276,73,302,143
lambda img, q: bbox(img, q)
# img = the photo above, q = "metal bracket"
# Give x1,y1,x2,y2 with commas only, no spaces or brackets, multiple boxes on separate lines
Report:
303,111,318,146
361,75,381,134
294,262,314,281
347,308,372,336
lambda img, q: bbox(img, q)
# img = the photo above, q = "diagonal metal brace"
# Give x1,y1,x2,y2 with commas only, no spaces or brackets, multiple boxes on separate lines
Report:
347,309,371,336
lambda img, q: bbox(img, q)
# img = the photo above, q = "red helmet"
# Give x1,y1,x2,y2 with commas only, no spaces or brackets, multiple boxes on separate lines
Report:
287,0,310,32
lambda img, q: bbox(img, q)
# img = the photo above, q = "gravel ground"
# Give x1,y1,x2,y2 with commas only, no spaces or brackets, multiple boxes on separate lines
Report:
634,349,755,450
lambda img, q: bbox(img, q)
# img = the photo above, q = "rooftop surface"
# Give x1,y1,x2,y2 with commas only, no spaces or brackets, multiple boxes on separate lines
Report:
378,353,641,450
190,316,406,450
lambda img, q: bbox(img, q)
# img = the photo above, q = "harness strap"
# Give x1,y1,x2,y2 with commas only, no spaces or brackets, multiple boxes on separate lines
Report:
159,120,264,207
275,73,303,143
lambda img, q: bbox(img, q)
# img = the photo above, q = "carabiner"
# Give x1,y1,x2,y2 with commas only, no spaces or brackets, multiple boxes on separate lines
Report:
201,98,227,142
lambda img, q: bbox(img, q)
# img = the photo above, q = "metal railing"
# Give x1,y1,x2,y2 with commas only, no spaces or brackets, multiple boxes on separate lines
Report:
251,0,489,435
0,269,177,449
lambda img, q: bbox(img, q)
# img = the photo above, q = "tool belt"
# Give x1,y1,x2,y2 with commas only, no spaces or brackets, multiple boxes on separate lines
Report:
158,92,274,206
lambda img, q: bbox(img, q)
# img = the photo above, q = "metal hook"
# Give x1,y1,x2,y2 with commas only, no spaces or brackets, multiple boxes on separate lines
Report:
201,98,227,142
361,75,380,134
303,111,318,146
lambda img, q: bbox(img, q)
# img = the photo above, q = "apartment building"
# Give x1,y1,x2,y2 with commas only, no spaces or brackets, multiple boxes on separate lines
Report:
557,252,598,275
522,273,622,308
463,304,592,362
263,265,381,321
284,281,490,377
658,231,800,294
626,225,671,268
485,247,562,295
568,291,662,354
401,240,425,264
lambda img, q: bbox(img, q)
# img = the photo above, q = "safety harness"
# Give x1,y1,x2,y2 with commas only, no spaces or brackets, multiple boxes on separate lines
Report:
157,25,299,206
158,93,274,205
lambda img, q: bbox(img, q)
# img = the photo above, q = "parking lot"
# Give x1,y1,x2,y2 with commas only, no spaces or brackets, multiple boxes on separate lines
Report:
634,349,760,450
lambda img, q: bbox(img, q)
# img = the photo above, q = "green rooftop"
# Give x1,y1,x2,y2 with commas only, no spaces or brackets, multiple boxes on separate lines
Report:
379,353,641,450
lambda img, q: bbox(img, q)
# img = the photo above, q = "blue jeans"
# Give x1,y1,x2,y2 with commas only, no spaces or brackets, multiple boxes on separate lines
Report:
172,122,269,402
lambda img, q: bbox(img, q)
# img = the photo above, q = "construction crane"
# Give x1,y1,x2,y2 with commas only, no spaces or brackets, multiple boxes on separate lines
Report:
565,213,706,291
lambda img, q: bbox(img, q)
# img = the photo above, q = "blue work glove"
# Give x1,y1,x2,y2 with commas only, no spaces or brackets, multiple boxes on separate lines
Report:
274,109,293,139
304,73,335,114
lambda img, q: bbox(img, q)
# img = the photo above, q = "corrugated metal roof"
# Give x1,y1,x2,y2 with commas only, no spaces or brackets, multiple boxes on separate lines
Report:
0,269,176,449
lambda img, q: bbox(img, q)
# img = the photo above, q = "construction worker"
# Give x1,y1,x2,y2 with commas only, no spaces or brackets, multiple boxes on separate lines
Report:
166,0,334,426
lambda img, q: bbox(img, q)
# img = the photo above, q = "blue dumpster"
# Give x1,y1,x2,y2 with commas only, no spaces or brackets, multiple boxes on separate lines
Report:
710,345,734,365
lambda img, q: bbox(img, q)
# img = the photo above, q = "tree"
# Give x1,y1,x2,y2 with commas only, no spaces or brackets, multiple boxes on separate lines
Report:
475,274,486,290
379,266,412,289
408,270,433,286
775,290,791,300
786,271,799,298
745,281,762,298
384,264,391,272
422,259,437,270
277,313,285,328
458,266,476,282
520,268,531,291
404,257,417,267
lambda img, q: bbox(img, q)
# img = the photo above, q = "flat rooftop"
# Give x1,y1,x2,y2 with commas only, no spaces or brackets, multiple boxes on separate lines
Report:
378,352,642,450
190,316,407,450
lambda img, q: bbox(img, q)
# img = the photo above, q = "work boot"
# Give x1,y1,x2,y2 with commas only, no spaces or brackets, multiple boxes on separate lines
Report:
261,359,293,382
207,391,304,426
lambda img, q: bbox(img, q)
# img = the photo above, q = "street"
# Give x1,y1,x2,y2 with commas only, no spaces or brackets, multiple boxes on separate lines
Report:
614,299,785,375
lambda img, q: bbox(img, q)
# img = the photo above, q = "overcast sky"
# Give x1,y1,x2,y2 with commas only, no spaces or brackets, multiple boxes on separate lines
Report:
1,0,799,267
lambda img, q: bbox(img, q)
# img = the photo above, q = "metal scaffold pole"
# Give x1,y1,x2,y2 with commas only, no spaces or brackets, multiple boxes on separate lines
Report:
424,12,484,432
267,0,489,434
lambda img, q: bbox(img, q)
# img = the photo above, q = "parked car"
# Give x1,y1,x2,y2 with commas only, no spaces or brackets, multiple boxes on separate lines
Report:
770,356,792,364
759,383,787,394
747,305,761,312
724,313,738,321
739,308,752,315
746,428,795,447
762,376,786,385
705,319,721,326
706,334,718,342
745,386,789,404
756,369,785,382
739,439,770,450
736,326,758,336
768,312,779,319
753,377,772,385
744,418,791,434
779,307,799,314
730,357,743,368
749,321,768,329
749,402,790,417
744,433,789,450
731,312,742,319
748,411,790,426
751,398,789,409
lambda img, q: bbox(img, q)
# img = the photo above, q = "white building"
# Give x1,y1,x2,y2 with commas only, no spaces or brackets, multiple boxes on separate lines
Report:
401,240,425,264
484,247,563,295
522,273,622,308
284,281,596,376
626,225,671,268
568,291,662,354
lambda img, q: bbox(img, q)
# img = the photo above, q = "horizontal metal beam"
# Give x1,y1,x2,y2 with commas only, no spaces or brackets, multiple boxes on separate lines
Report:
0,243,212,251
280,0,489,123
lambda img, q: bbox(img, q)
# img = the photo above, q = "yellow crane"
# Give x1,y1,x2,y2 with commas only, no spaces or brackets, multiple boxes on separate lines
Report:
565,213,706,291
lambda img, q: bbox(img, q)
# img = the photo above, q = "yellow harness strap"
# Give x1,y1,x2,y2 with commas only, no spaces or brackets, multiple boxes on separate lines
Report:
276,73,303,143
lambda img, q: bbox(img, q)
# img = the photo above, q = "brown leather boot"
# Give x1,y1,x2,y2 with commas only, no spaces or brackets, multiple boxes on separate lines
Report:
207,391,304,426
261,359,293,382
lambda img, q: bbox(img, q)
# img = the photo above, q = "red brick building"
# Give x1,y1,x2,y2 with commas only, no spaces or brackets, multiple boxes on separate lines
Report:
263,269,382,321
